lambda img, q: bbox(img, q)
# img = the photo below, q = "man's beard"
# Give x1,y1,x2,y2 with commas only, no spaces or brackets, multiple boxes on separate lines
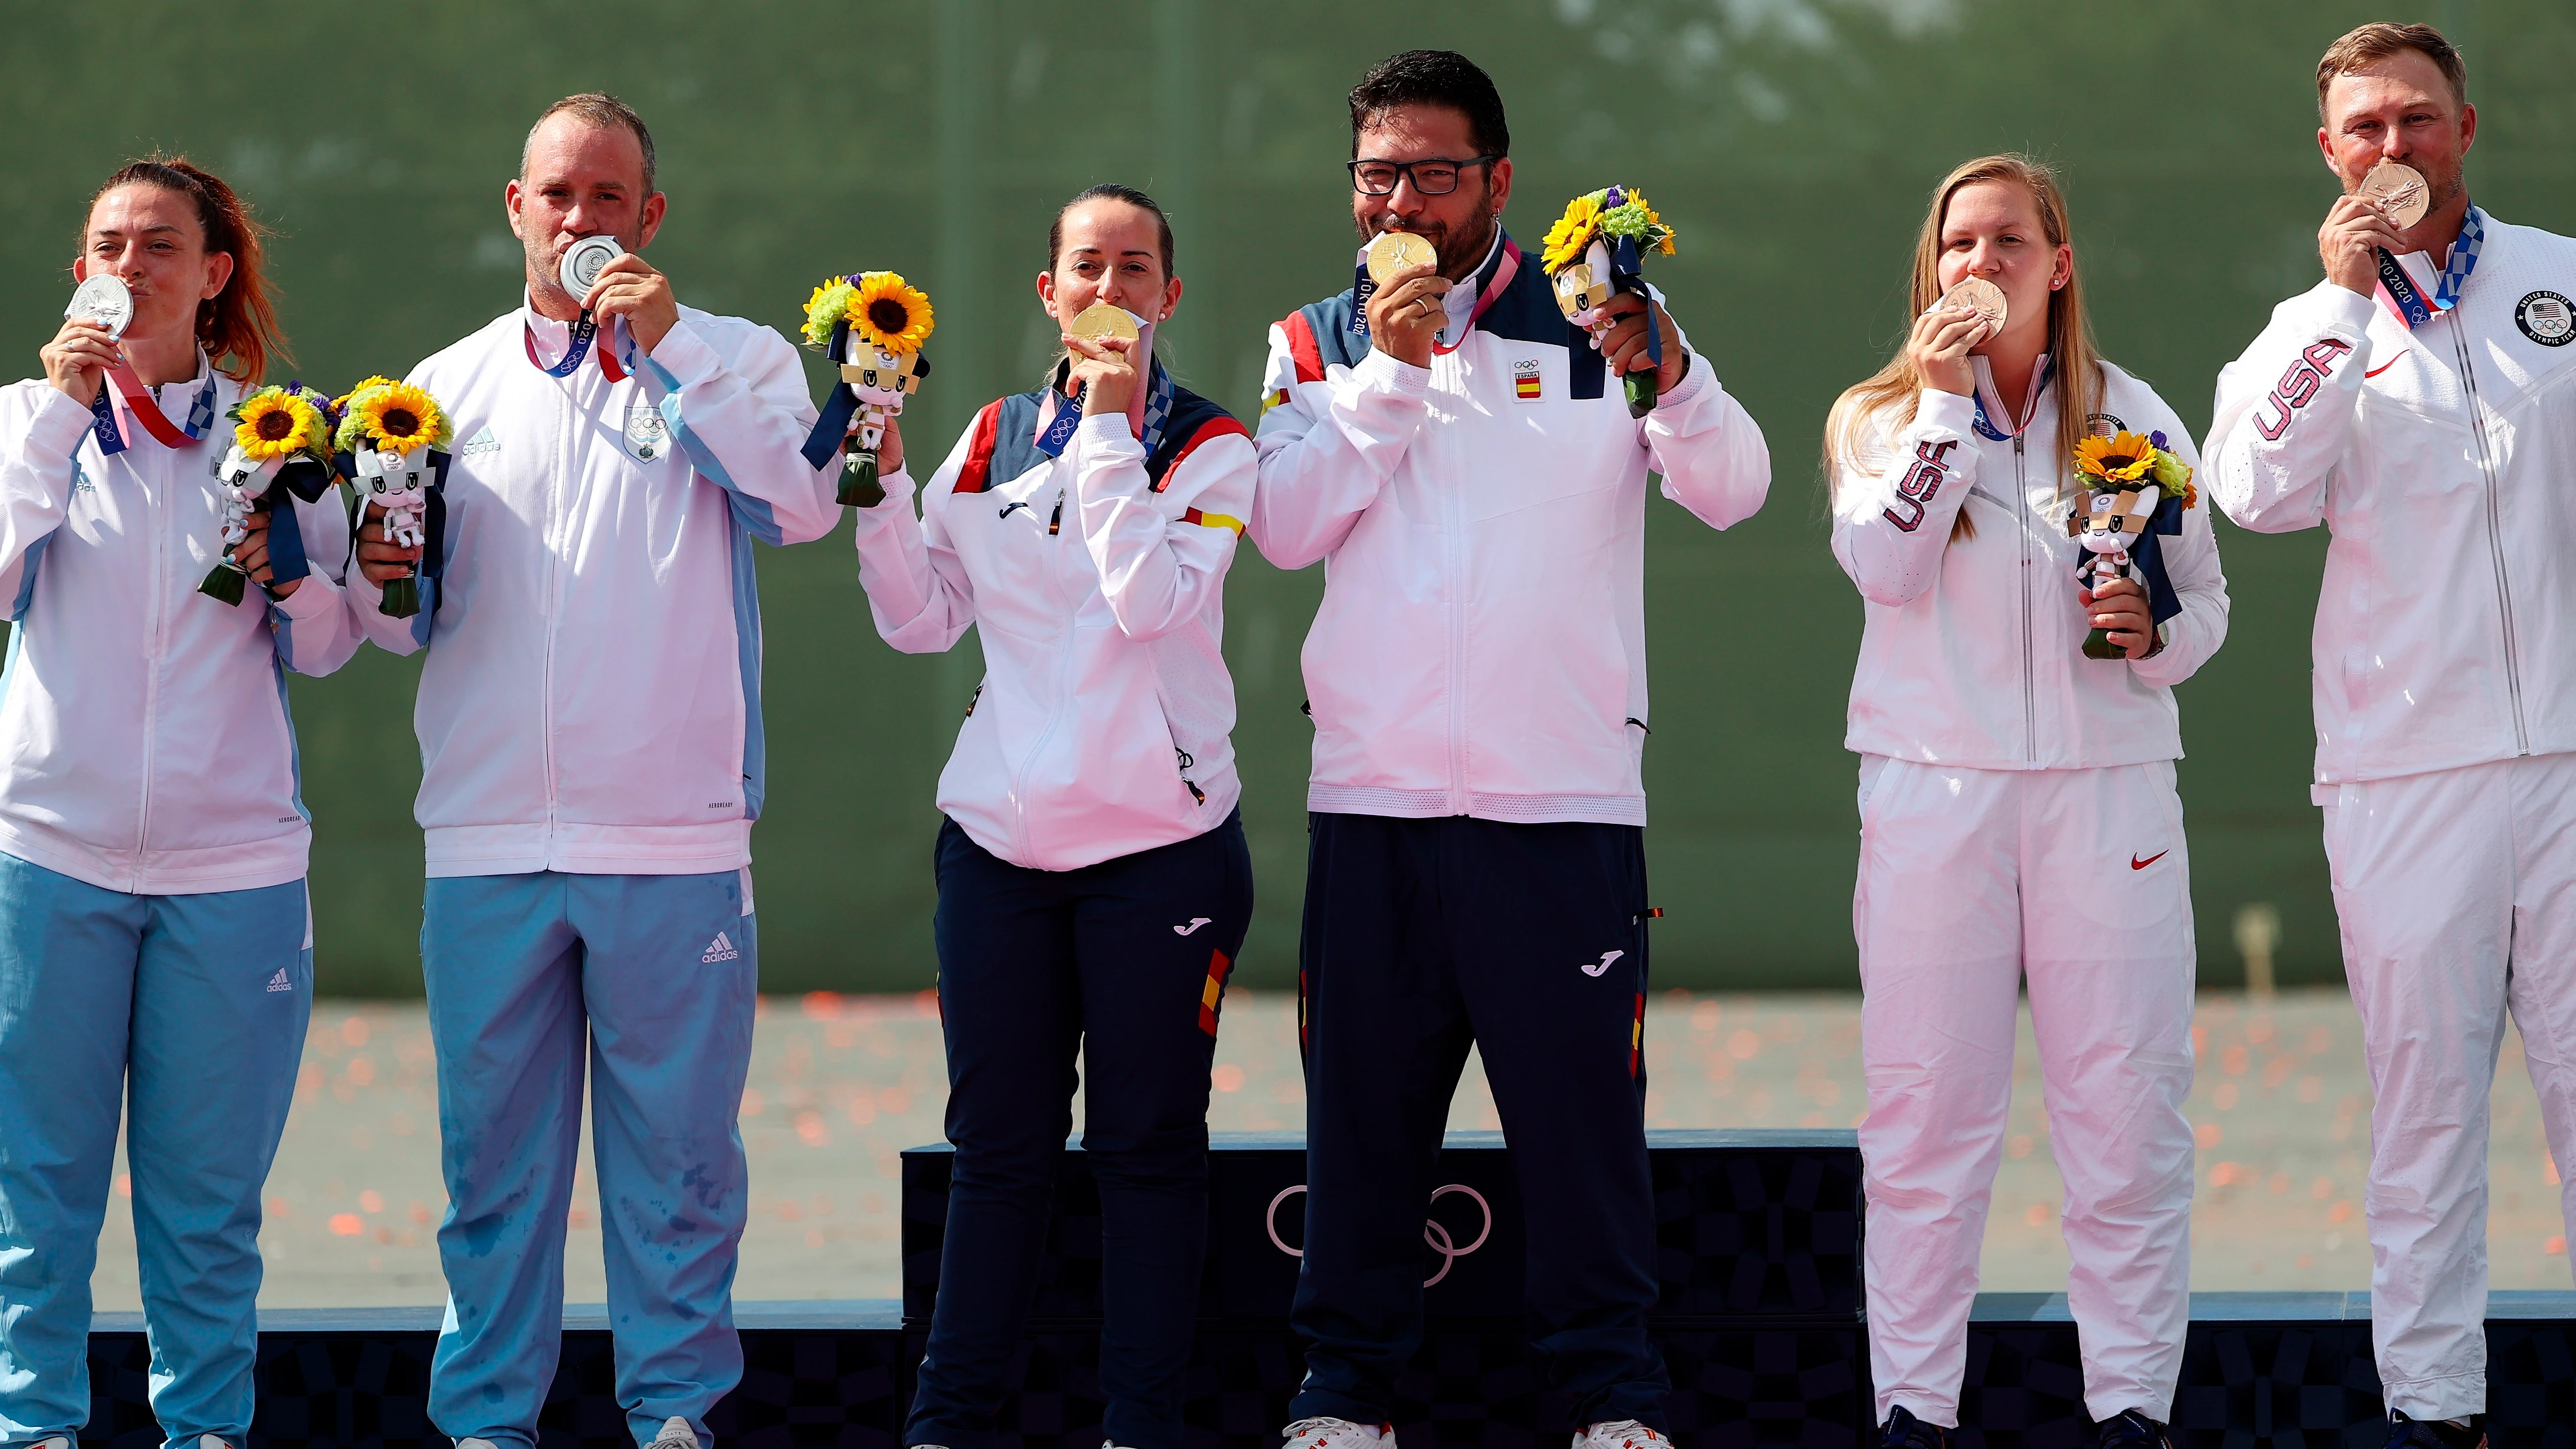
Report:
2424,158,2468,213
1359,189,1501,280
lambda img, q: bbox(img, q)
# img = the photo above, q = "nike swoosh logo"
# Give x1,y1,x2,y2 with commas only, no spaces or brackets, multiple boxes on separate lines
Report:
1174,918,1212,936
2365,352,2409,378
1582,949,1625,977
2131,851,2169,870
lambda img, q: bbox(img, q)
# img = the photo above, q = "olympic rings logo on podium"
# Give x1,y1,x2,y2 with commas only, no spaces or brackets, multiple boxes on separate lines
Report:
1265,1183,1494,1287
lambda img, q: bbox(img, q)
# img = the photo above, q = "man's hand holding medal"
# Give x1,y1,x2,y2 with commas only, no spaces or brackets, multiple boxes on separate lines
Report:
2321,160,2428,296
567,241,680,356
1362,231,1449,368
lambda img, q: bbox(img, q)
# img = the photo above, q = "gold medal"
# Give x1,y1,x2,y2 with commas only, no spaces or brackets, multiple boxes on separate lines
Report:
1365,231,1438,285
1069,302,1141,351
2359,160,2431,229
1936,277,2007,338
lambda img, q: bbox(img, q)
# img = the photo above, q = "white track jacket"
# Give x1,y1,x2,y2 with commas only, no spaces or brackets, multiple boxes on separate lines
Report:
1250,233,1771,826
0,366,359,893
1832,362,2229,767
2207,212,2576,784
353,304,837,878
855,386,1256,872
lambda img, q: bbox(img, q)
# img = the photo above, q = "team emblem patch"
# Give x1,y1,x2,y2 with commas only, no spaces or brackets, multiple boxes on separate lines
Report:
623,406,669,462
2083,412,2128,437
2516,290,2576,346
1513,358,1542,402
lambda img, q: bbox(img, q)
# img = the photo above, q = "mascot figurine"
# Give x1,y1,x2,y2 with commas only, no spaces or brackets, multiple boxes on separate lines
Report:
202,383,339,605
800,271,934,508
1539,185,1677,416
2068,429,2197,659
335,377,454,619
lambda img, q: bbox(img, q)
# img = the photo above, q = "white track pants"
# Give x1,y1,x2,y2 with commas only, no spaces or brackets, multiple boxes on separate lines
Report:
2322,751,2576,1421
1854,757,2197,1428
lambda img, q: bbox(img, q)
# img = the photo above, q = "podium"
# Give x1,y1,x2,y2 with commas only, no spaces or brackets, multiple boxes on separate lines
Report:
70,1129,2576,1445
893,1130,1868,1446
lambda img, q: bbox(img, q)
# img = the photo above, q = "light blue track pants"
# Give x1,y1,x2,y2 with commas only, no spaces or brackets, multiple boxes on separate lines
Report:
422,870,756,1449
0,852,312,1449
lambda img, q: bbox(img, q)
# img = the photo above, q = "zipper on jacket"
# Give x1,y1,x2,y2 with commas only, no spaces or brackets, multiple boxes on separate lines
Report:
2449,321,2532,755
540,382,571,845
1008,471,1080,863
134,426,168,889
1443,360,1469,814
2015,429,2036,764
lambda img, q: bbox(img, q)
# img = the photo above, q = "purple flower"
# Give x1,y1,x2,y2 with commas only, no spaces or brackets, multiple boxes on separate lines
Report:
2150,429,2169,449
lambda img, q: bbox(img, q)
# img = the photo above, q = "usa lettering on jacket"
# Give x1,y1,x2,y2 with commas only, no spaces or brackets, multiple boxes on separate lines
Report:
1832,362,2231,772
2208,212,2576,784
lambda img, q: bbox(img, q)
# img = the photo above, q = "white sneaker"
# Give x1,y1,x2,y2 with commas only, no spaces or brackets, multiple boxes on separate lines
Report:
1284,1418,1392,1449
458,1440,501,1449
32,1438,70,1449
646,1418,702,1449
1573,1422,1672,1449
198,1439,236,1449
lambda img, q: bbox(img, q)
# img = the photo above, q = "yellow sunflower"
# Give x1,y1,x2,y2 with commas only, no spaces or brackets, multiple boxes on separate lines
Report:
1542,193,1605,273
234,390,325,462
2075,431,2159,483
850,272,934,353
333,375,400,414
353,382,450,455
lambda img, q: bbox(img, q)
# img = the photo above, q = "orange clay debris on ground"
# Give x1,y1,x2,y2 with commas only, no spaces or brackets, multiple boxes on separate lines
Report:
80,987,2571,1307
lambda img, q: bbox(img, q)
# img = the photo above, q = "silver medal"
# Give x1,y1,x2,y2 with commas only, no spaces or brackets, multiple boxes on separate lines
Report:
66,275,134,340
558,235,623,298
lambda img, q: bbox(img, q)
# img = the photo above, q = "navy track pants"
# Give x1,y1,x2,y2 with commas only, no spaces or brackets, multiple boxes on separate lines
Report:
907,811,1254,1449
1287,812,1668,1432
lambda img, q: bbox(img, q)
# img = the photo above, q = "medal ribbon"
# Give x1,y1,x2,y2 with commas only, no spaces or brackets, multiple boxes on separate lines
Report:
522,311,629,381
2374,203,2485,330
87,368,217,456
1035,357,1174,461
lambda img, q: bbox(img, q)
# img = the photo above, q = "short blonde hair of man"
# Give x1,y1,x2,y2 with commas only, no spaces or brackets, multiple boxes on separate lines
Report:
2317,22,2467,121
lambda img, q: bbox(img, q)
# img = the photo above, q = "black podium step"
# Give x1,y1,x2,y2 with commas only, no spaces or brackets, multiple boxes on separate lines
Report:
70,1294,2576,1447
900,1129,1864,1326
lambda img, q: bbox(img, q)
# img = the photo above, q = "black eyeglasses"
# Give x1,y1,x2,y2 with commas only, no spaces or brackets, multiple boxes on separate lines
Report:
1348,156,1501,198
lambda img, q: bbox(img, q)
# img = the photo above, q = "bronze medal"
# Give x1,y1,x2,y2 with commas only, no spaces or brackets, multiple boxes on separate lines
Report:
1936,277,2007,339
2359,160,2431,229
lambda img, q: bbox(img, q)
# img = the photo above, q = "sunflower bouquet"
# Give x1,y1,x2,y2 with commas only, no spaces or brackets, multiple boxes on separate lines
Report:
2066,429,2197,659
335,377,454,618
1539,185,1678,415
799,271,934,507
202,383,342,606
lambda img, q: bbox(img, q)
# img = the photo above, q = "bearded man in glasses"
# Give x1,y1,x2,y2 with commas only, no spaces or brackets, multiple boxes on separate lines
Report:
1246,48,1772,1449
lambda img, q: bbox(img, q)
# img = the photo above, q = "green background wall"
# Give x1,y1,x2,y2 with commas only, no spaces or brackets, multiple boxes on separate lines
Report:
2,0,2563,994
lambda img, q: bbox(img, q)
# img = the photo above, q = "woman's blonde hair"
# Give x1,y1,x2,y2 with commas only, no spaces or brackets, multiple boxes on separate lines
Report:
1823,154,2101,538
